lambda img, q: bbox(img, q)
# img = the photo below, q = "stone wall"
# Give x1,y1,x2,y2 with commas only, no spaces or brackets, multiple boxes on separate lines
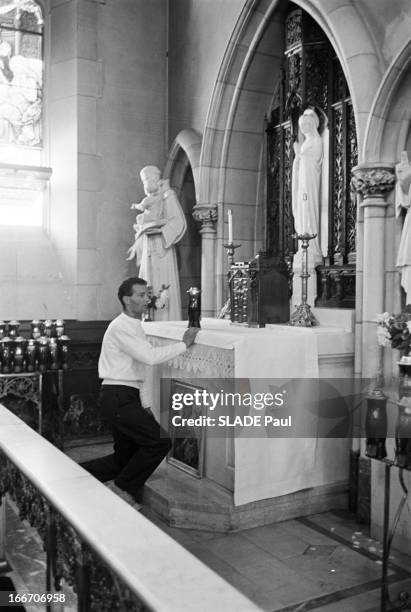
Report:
0,0,168,322
168,0,242,144
95,0,167,319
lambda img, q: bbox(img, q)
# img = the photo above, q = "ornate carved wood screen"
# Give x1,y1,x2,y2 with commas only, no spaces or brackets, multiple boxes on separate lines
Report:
266,7,357,308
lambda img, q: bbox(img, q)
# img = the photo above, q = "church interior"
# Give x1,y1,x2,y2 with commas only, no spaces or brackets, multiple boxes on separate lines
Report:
1,0,411,610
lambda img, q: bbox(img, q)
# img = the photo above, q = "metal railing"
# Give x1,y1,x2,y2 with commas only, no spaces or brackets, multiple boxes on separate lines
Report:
0,404,260,612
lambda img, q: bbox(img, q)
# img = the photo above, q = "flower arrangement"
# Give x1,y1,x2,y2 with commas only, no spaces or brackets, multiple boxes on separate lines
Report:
145,285,170,313
376,312,411,352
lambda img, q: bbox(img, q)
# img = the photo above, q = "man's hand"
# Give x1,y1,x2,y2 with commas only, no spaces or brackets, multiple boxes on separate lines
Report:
182,327,200,348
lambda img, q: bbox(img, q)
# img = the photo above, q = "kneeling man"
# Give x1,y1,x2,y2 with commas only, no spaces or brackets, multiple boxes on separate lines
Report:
81,276,198,505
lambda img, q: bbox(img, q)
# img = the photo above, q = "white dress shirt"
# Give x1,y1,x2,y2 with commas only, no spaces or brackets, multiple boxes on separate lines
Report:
99,312,186,407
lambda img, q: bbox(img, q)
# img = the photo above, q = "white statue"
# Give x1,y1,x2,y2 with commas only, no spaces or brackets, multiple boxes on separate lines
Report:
396,150,411,304
127,165,187,320
292,108,324,267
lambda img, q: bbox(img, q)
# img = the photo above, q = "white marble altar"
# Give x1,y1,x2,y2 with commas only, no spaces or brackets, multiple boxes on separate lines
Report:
144,313,354,507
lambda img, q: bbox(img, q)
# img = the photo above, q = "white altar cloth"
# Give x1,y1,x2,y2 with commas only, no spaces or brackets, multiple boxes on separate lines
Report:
144,319,350,506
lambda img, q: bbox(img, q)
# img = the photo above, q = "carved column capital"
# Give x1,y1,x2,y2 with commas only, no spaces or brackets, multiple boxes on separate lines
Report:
351,163,395,199
192,205,218,232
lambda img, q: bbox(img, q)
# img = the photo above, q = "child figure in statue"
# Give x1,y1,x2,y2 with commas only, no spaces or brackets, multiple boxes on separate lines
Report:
131,192,166,242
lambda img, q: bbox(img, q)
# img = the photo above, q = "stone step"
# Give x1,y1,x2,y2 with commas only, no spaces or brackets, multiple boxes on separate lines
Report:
66,442,348,533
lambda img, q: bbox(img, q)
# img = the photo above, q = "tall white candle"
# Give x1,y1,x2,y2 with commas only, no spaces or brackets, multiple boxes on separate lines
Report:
228,209,233,244
302,193,308,233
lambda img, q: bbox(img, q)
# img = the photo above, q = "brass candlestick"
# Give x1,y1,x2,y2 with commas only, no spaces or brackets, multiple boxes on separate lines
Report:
218,243,242,318
289,232,318,327
223,242,241,266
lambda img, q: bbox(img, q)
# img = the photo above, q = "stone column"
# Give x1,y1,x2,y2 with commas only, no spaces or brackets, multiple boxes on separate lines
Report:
351,164,395,522
192,206,218,318
351,164,395,379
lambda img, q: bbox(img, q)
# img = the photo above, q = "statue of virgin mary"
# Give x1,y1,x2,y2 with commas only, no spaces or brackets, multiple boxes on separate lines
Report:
291,108,324,267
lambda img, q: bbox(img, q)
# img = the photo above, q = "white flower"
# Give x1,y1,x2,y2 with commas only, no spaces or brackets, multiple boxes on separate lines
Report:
376,326,391,347
376,312,391,325
156,288,169,310
406,321,411,334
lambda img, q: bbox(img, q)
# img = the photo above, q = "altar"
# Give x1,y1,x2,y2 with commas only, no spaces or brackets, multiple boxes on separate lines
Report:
143,311,355,527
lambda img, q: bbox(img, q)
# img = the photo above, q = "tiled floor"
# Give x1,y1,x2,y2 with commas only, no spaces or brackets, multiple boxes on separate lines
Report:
3,493,411,611
140,507,411,611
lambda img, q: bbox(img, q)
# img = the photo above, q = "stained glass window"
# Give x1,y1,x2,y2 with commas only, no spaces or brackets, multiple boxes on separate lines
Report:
0,0,43,147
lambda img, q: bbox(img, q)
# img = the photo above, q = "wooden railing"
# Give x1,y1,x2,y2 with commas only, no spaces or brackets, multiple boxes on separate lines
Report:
0,404,260,612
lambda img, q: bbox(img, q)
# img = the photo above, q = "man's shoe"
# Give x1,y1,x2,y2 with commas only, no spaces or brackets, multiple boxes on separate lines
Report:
106,480,142,511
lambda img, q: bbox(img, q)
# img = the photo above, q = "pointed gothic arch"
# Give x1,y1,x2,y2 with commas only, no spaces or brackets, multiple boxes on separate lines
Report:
198,0,383,311
164,129,203,310
364,39,411,164
164,128,202,199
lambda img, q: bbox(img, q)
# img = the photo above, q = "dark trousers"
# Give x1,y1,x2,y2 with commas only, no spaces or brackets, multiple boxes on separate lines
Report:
80,385,171,498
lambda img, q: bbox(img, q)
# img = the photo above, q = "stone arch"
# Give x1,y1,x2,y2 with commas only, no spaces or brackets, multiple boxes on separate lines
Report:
164,128,202,200
199,0,383,309
164,129,203,311
363,40,411,163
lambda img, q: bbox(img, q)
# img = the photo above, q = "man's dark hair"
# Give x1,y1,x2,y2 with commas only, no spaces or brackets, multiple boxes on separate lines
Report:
118,277,147,307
